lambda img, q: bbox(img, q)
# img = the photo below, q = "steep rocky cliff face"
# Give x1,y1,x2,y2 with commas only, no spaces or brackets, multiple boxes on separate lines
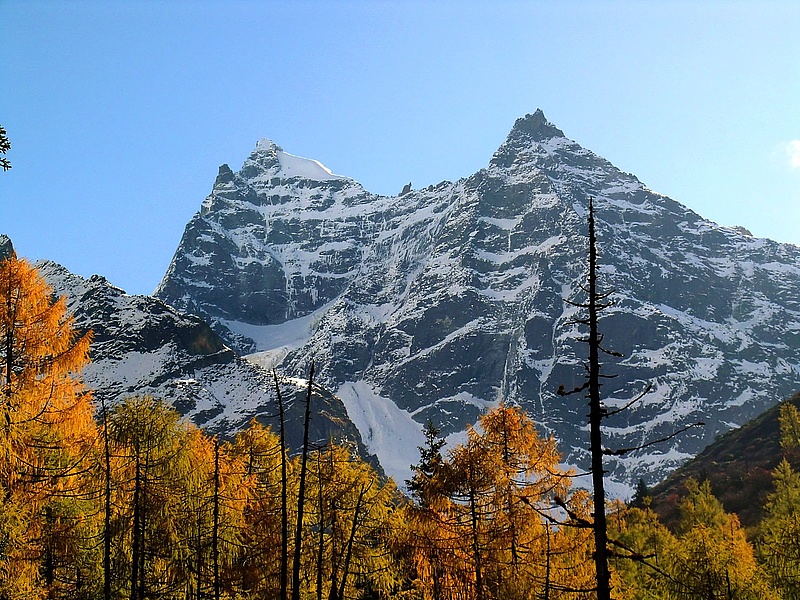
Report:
147,110,800,492
37,261,368,457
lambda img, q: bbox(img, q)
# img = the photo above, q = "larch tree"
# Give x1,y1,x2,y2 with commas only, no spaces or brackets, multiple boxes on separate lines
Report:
108,395,206,600
308,441,399,600
229,419,290,598
779,402,800,452
468,404,569,600
401,404,580,600
670,479,778,600
758,402,800,598
0,253,97,598
608,502,676,600
759,460,800,599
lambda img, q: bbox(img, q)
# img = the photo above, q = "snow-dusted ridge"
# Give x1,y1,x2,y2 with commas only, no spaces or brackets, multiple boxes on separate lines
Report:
140,110,800,495
34,259,370,463
253,138,349,181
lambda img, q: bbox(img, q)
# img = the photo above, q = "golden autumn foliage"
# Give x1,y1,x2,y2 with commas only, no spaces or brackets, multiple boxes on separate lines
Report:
2,256,800,600
0,254,94,490
0,253,97,599
397,404,598,600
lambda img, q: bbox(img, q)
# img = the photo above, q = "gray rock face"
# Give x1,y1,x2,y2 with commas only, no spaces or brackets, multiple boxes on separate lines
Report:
155,140,382,353
0,234,13,259
156,111,800,494
37,260,368,456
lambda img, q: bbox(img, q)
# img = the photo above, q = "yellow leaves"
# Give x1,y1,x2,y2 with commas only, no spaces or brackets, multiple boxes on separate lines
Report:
0,255,99,599
399,403,590,600
0,255,91,406
759,460,800,598
0,255,95,494
657,479,779,600
780,402,800,452
0,257,794,600
306,442,400,600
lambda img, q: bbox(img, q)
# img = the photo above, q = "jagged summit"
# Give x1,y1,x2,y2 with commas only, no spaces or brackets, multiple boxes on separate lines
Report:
508,109,566,143
255,138,281,153
246,138,348,182
489,108,575,172
0,234,13,260
214,164,235,186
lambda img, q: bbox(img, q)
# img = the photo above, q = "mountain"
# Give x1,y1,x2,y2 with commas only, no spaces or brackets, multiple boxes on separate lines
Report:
32,259,368,456
149,110,798,493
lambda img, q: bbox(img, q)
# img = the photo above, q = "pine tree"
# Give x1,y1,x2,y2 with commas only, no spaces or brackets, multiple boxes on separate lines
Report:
407,419,446,509
629,479,651,509
0,125,10,171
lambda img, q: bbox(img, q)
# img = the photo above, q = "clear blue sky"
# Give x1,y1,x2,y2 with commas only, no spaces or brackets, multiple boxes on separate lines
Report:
2,1,799,296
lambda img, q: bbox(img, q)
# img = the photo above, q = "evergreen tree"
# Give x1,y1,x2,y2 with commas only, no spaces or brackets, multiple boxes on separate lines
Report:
407,419,446,509
629,479,651,509
0,125,10,171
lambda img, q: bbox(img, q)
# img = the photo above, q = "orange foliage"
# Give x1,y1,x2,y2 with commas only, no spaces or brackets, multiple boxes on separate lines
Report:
0,253,97,597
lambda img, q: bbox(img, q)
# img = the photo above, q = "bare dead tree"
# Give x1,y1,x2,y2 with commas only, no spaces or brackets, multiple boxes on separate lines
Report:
273,370,290,600
560,197,703,599
291,362,315,600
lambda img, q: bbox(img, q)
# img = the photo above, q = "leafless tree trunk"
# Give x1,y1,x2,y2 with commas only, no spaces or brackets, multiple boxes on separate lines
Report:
291,362,315,600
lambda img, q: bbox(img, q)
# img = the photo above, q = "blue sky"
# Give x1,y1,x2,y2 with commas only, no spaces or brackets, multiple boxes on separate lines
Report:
2,1,799,296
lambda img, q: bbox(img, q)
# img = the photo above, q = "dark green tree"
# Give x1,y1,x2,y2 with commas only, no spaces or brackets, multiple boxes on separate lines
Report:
629,479,651,509
407,419,446,509
0,125,10,171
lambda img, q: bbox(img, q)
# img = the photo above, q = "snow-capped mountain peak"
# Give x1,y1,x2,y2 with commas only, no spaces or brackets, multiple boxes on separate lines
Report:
155,113,800,495
247,138,349,182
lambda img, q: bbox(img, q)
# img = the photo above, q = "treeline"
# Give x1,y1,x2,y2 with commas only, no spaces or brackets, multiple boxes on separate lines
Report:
3,255,800,599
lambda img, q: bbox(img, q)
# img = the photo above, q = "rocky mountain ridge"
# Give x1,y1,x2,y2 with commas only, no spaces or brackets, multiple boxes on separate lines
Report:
156,110,800,495
28,256,368,457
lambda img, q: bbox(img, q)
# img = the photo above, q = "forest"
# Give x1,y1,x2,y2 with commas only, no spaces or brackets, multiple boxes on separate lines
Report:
3,251,800,600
